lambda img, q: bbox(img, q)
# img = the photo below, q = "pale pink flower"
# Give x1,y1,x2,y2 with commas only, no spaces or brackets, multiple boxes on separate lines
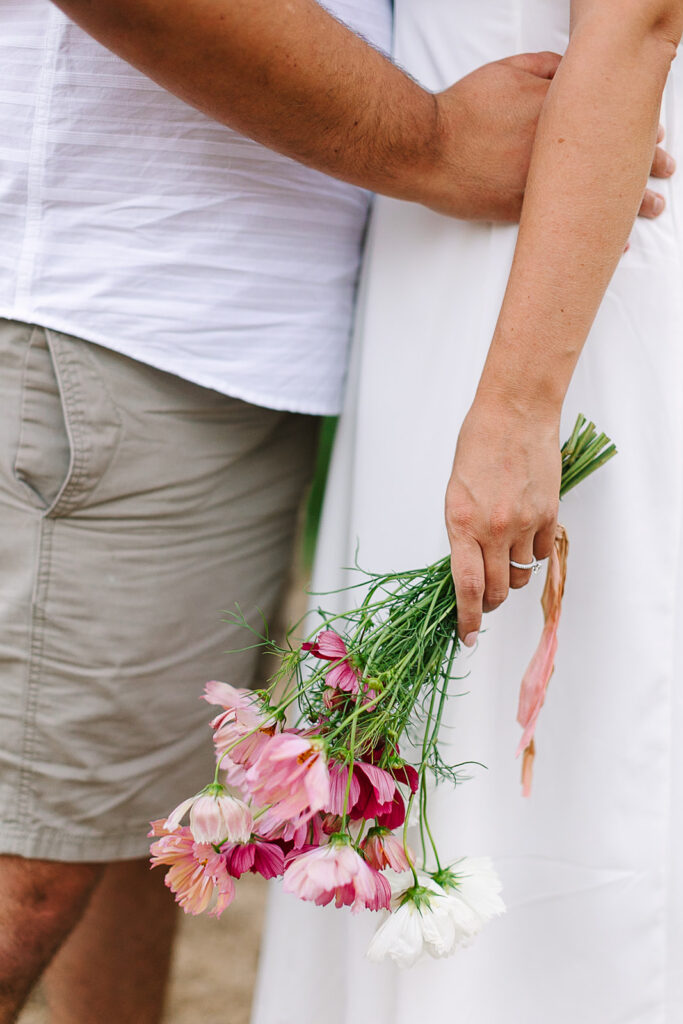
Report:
516,525,568,795
303,630,360,694
203,680,264,729
362,827,414,872
149,821,234,918
223,839,284,879
246,732,330,825
189,792,253,845
283,840,390,913
163,795,198,833
164,788,253,845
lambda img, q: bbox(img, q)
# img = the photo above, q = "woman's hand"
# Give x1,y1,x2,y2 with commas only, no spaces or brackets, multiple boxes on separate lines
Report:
445,394,562,646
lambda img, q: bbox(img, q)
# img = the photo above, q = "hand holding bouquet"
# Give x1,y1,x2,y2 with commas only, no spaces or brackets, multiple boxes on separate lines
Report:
150,415,615,966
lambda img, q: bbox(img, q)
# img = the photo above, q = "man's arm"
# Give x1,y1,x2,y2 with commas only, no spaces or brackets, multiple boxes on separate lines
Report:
50,0,555,222
50,0,673,221
45,0,662,222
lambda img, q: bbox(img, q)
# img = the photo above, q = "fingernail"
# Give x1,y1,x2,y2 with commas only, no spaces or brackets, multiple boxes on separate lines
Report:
653,194,665,215
665,155,676,175
464,631,479,648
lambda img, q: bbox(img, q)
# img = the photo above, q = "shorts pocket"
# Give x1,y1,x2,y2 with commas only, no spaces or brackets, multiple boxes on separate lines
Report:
14,327,71,511
13,327,122,517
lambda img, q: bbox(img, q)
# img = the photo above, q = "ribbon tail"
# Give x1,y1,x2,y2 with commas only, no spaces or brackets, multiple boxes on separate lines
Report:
515,524,569,796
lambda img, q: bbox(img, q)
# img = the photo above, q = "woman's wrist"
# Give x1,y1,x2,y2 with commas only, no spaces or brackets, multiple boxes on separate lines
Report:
472,375,564,431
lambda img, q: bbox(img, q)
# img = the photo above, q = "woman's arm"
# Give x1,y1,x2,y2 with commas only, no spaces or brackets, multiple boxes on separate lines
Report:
446,0,683,645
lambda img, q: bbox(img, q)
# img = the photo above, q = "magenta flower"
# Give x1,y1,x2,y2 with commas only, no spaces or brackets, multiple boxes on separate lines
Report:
325,761,409,826
283,840,390,913
246,732,330,825
149,820,235,918
362,827,414,872
223,839,284,880
351,763,397,820
303,630,360,695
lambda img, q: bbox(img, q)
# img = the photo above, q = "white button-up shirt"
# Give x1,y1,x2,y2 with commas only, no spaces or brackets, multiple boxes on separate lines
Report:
0,0,392,414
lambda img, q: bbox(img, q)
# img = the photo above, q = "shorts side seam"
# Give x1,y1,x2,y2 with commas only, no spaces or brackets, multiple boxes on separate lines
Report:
15,516,54,829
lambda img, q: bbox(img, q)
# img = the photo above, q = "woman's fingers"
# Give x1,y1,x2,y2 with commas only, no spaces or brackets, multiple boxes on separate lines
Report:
482,544,510,612
449,536,485,647
533,518,556,562
509,534,537,589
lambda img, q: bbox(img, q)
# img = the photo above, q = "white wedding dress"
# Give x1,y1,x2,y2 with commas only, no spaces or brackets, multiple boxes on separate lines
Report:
252,3,683,1022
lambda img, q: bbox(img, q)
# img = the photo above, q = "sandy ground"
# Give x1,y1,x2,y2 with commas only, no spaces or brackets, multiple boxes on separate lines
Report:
19,873,268,1024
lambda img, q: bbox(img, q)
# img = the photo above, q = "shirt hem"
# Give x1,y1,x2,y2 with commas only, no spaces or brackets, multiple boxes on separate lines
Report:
0,306,342,418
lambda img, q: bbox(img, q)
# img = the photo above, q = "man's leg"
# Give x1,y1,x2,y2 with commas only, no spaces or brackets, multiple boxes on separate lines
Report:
43,859,178,1024
0,855,102,1022
0,322,318,1023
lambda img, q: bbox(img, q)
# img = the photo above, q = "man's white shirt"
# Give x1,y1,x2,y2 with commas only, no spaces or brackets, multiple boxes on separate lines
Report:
0,0,392,414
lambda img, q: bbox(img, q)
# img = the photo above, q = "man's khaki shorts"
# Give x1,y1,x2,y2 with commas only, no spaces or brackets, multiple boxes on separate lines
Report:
0,319,318,861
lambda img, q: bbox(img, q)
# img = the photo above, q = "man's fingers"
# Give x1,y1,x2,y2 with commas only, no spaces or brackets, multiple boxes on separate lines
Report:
650,144,676,179
639,189,666,219
504,50,562,80
450,539,485,647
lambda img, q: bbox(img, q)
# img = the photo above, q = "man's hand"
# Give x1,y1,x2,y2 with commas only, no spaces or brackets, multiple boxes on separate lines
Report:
50,0,673,224
429,53,674,222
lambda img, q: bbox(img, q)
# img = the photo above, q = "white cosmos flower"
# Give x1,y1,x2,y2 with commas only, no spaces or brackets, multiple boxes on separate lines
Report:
366,889,457,968
437,857,505,928
370,858,505,966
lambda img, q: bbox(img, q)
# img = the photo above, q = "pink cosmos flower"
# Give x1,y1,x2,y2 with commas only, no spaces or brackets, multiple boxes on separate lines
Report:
164,788,253,845
149,820,234,918
326,761,362,816
283,840,390,913
302,630,360,695
223,840,284,879
516,525,569,796
362,827,414,872
203,680,274,767
246,732,330,825
257,808,325,850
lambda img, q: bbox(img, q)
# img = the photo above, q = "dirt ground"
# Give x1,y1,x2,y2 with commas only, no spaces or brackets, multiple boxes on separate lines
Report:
19,873,268,1024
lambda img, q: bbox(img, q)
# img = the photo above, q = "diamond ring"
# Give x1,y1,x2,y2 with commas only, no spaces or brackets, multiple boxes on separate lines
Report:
510,557,543,575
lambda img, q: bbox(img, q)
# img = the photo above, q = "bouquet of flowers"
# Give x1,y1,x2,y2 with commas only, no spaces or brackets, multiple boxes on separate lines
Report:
150,415,615,968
